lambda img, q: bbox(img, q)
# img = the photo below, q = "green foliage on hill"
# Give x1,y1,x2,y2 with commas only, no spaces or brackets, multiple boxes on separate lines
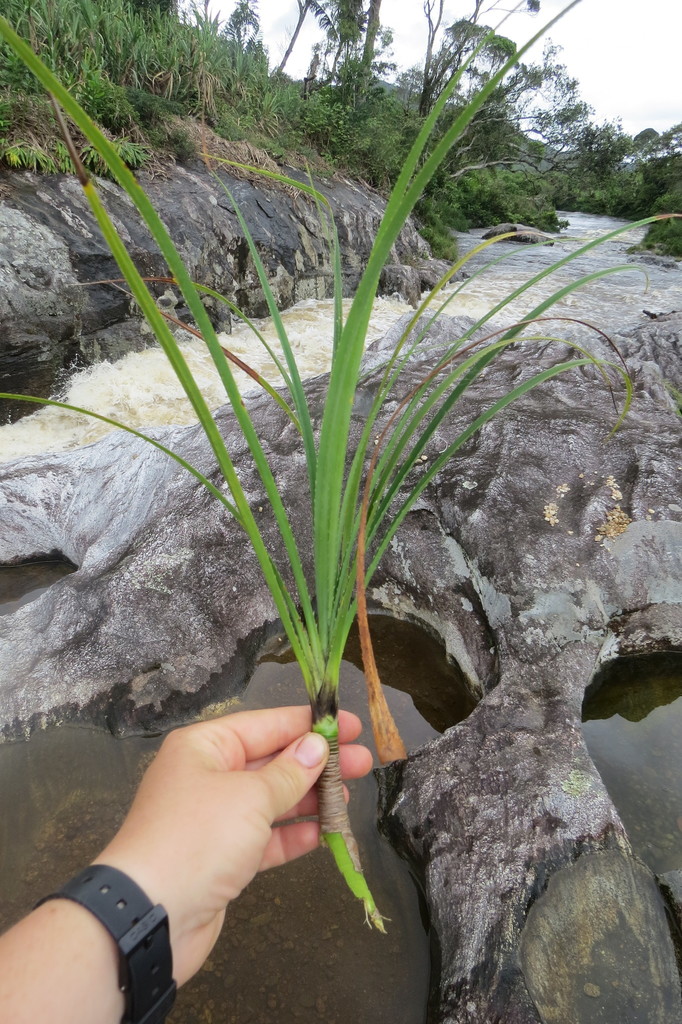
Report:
0,0,679,257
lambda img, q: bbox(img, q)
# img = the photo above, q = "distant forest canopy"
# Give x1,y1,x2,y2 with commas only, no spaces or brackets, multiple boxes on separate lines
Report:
1,0,680,256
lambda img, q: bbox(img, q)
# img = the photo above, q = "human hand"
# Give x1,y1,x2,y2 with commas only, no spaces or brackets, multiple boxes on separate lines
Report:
97,706,372,985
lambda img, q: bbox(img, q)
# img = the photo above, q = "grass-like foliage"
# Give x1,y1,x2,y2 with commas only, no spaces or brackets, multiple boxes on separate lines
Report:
0,0,289,162
1,2,662,926
0,0,246,116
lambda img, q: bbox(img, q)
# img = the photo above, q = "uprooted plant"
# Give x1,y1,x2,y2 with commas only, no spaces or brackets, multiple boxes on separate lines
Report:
3,1,673,927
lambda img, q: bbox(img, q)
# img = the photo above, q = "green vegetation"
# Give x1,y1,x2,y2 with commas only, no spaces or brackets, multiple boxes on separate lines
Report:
2,0,678,256
0,0,288,169
546,121,682,256
2,4,648,925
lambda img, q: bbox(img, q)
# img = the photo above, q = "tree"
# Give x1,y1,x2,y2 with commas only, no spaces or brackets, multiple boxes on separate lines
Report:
570,121,633,178
430,40,599,182
325,0,365,82
360,0,382,77
633,127,660,153
418,0,539,116
635,122,682,214
225,0,261,51
276,0,333,75
419,0,444,117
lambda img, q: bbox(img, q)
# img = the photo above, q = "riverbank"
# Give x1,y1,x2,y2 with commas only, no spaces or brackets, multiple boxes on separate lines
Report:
0,160,428,426
2,210,679,464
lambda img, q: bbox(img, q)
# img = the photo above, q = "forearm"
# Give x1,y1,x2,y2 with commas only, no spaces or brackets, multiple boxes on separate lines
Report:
0,709,369,1024
0,899,124,1024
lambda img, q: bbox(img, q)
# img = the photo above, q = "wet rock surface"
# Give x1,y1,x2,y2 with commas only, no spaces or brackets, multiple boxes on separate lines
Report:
379,264,422,307
482,222,555,244
0,164,427,420
613,310,682,390
519,852,680,1023
1,312,682,1020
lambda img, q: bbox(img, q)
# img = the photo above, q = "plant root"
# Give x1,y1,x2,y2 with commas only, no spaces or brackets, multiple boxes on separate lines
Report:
315,729,386,931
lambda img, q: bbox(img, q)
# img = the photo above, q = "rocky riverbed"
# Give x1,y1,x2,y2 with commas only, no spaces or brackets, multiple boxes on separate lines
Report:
1,166,682,1021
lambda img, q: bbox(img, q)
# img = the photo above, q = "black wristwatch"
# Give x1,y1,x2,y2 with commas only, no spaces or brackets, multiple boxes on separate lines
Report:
36,864,176,1024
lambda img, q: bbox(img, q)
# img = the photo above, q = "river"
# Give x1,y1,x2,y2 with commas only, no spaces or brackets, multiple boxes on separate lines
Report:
0,211,679,463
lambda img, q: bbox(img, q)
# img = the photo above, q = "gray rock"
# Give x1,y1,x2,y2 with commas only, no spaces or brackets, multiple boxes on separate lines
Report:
1,312,682,1019
379,264,422,307
520,852,680,1023
658,869,682,939
378,258,468,308
416,257,467,291
628,251,679,269
0,165,428,420
612,311,682,390
482,221,517,237
482,222,555,245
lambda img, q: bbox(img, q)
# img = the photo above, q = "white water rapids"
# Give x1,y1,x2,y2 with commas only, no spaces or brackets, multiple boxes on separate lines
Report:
1,212,679,463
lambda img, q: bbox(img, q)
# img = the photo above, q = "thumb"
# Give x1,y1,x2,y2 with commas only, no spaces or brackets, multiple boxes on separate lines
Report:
257,731,329,820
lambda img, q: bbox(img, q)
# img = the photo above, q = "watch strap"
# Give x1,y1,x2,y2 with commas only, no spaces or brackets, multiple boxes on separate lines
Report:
36,864,176,1024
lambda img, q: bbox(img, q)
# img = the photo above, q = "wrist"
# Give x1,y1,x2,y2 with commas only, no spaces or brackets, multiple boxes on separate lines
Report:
94,845,197,984
37,865,176,1024
0,899,125,1024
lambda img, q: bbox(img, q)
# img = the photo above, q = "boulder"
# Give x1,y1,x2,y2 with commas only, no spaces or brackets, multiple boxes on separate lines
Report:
1,313,681,1019
482,222,555,245
0,164,429,420
613,311,682,389
415,256,467,291
379,264,422,307
629,252,679,270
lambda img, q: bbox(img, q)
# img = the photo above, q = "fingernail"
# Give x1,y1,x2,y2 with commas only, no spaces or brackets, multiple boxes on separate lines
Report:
295,732,328,768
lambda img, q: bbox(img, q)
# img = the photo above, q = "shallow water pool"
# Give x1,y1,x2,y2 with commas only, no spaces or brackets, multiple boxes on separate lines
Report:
0,613,473,1023
582,652,682,875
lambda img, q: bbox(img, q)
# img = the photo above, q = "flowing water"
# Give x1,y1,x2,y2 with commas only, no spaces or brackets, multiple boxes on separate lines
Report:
1,212,679,464
582,652,682,875
448,211,673,326
0,295,412,462
0,604,474,1024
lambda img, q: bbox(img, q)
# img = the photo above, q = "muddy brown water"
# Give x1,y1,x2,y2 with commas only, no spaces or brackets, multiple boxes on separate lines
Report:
0,563,477,1024
583,652,682,875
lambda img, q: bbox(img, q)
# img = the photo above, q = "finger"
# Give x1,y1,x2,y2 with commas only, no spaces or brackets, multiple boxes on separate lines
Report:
273,782,350,822
245,742,373,779
259,820,322,872
340,743,373,779
337,710,365,743
256,732,329,821
190,707,364,767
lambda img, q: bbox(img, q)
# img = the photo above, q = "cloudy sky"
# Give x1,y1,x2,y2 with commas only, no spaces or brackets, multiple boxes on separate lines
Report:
211,0,680,136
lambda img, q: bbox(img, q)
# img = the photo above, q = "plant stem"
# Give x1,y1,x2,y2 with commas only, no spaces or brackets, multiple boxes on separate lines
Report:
312,713,386,932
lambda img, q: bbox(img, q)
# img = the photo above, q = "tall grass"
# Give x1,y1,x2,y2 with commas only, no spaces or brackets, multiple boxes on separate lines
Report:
0,0,272,120
0,1,655,927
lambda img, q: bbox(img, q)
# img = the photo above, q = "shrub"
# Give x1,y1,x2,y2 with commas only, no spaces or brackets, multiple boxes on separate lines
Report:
124,88,185,127
76,73,137,134
163,126,197,163
641,212,682,259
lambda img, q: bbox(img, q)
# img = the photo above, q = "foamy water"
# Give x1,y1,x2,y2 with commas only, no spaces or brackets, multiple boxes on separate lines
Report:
1,212,678,463
0,295,411,462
